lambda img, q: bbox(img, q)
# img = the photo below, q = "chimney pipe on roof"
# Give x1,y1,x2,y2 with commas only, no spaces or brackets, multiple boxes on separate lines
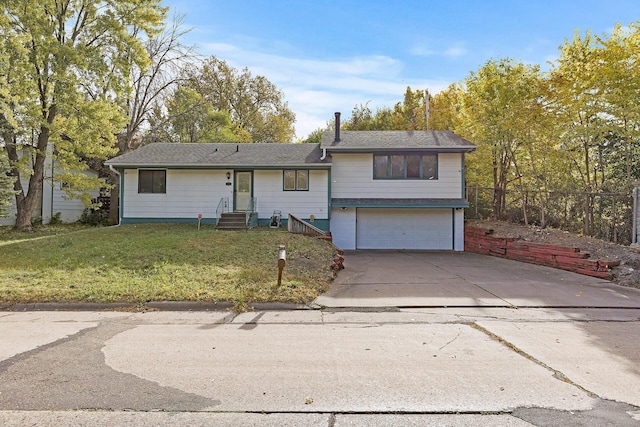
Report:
334,112,341,142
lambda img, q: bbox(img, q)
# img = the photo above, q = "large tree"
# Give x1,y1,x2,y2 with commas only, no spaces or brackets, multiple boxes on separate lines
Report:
181,56,296,143
147,86,250,143
593,23,640,185
458,59,547,219
430,83,465,132
341,88,429,131
103,14,195,224
1,0,166,230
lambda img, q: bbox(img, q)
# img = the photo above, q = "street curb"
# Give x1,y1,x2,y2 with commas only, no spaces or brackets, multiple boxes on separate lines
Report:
145,301,234,311
249,302,311,311
1,301,312,312
3,302,137,312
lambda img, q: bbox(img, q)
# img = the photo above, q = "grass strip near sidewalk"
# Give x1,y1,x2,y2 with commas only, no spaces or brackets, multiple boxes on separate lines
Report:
0,224,336,307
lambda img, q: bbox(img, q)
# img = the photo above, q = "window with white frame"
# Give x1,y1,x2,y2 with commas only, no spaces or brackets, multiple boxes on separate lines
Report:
138,170,166,193
283,170,309,191
373,154,437,180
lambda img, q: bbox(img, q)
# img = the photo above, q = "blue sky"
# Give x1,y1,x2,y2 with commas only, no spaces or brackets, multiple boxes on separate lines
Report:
162,0,640,139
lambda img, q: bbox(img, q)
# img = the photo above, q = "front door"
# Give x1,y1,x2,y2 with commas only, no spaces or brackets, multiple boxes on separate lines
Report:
234,171,252,211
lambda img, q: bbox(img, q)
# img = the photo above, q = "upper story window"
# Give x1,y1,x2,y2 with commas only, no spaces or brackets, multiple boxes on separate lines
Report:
138,169,166,193
373,153,438,180
284,170,309,191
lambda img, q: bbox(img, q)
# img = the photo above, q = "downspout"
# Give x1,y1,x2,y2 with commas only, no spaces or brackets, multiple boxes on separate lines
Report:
327,168,331,221
320,148,327,161
108,164,122,226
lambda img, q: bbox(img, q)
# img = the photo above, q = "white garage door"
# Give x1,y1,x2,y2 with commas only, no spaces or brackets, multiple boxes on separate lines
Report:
356,208,452,250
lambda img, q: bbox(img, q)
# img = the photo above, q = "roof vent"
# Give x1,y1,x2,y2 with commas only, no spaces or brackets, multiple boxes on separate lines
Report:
334,112,341,143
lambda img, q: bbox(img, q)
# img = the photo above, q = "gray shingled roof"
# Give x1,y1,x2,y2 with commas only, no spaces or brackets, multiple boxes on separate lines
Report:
320,130,476,152
105,143,331,168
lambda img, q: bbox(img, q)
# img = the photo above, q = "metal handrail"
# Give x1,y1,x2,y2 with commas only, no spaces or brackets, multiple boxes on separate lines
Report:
216,197,229,225
245,197,257,226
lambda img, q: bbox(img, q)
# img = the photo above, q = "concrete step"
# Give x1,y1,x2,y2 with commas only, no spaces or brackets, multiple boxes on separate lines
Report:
217,212,254,230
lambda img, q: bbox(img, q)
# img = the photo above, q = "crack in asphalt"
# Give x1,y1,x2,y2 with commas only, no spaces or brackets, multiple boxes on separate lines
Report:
437,328,463,351
512,400,640,427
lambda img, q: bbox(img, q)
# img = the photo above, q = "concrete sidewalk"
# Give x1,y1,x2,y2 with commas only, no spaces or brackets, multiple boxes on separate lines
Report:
314,251,640,308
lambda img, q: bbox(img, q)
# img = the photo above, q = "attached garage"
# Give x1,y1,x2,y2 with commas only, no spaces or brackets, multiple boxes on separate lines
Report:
330,199,468,251
322,126,476,252
356,208,452,250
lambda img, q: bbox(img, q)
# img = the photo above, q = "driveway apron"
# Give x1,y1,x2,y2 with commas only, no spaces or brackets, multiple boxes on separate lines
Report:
314,251,640,308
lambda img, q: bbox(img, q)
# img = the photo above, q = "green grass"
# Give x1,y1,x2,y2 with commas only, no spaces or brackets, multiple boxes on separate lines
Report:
0,224,337,308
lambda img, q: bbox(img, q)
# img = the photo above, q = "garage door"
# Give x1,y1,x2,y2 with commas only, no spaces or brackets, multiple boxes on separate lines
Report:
356,208,452,250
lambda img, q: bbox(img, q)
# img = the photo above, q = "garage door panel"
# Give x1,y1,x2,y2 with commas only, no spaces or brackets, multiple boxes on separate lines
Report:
356,208,452,250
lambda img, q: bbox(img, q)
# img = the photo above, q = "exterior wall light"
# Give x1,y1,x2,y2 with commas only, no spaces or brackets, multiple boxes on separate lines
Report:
226,171,231,180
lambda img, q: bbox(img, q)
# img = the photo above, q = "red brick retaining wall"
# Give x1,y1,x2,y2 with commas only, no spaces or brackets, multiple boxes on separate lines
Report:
465,226,619,280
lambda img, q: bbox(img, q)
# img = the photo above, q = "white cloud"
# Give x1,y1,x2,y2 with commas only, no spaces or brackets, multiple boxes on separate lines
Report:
203,42,238,53
444,46,468,57
409,41,468,58
199,42,450,138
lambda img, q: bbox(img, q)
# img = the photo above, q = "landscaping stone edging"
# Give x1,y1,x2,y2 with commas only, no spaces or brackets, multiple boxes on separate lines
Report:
465,225,620,280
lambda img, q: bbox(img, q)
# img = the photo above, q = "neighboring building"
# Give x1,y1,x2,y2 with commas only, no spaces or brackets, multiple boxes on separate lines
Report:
106,114,476,250
0,156,98,226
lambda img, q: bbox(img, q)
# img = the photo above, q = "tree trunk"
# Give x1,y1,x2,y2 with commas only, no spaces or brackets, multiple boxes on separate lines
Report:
539,189,548,228
14,194,37,230
15,119,52,230
522,190,529,226
13,165,45,231
582,138,593,235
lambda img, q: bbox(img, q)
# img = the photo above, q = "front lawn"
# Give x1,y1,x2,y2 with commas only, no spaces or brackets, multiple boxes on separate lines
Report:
0,224,337,308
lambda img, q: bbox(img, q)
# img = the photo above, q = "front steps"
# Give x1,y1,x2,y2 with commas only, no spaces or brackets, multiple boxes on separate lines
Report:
217,212,254,230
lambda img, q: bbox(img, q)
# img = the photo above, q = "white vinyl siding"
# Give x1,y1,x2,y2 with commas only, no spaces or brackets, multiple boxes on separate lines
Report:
254,170,328,219
331,152,462,199
122,169,233,219
46,187,97,223
356,208,453,250
121,168,328,221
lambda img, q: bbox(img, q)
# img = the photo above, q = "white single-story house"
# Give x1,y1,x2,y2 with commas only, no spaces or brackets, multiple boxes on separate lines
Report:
105,114,476,250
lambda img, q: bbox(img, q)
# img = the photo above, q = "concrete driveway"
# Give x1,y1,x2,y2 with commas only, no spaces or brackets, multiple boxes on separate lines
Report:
314,251,640,308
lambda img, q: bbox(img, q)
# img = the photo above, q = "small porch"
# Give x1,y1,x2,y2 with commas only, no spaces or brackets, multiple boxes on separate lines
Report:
216,196,258,230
